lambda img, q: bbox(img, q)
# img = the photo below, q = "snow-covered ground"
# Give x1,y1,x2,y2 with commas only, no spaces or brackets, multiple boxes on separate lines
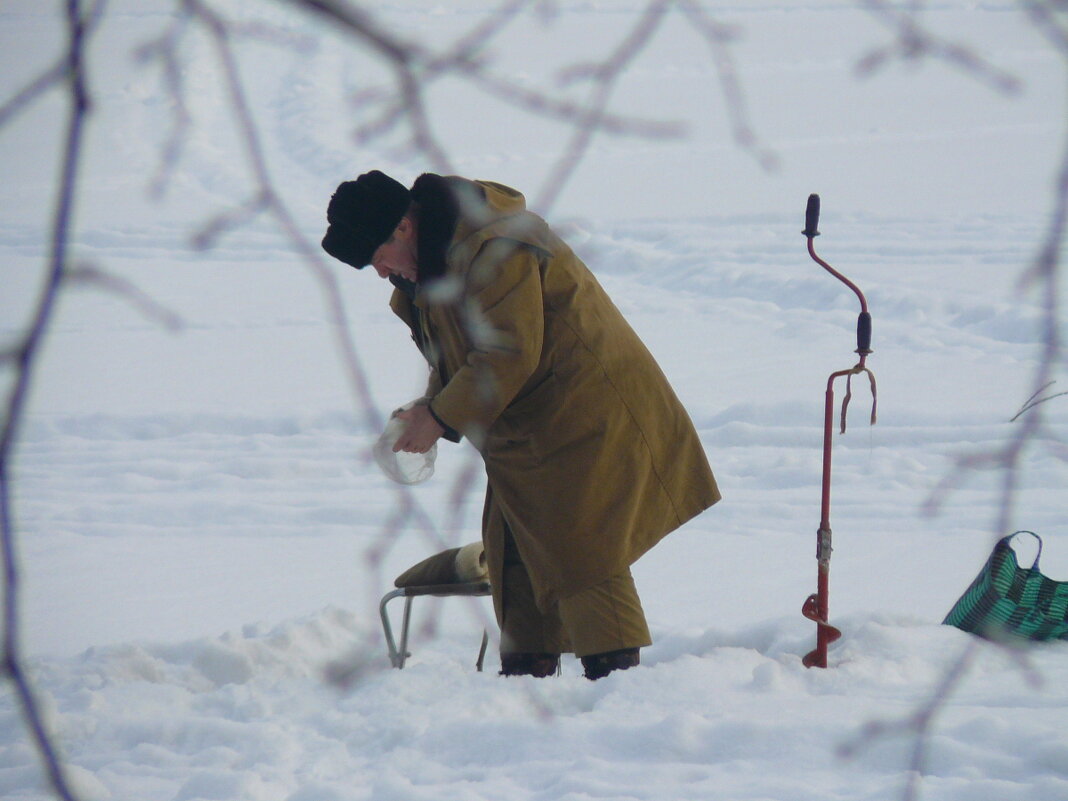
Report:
2,1,1067,799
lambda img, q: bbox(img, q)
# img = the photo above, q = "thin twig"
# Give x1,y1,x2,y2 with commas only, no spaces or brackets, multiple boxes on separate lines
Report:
66,264,185,331
0,62,68,129
676,0,779,170
1010,381,1067,421
856,0,1023,93
536,0,672,211
134,14,193,198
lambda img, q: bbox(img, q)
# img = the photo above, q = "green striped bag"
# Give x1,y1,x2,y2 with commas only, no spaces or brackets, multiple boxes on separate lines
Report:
943,531,1068,642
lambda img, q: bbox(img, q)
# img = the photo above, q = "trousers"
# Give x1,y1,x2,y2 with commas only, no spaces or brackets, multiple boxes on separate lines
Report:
497,525,652,658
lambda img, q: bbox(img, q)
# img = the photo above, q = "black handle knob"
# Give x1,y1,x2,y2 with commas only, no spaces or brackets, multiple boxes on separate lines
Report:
803,194,820,238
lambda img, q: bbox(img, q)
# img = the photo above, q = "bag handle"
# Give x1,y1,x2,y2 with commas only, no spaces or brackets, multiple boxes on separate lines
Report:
1006,530,1043,570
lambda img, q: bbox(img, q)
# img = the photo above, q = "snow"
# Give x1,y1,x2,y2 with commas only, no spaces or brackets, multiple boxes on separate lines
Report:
2,0,1068,800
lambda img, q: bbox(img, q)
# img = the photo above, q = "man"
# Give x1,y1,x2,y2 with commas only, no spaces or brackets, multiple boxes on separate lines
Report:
322,170,720,679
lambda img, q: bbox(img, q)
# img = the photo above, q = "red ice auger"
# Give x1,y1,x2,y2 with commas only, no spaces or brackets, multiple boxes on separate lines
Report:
800,194,877,669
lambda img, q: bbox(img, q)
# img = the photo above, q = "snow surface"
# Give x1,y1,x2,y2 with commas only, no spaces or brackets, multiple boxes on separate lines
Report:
2,1,1068,800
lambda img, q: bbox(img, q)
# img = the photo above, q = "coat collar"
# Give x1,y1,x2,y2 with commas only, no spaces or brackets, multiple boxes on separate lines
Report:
410,173,469,284
408,174,537,295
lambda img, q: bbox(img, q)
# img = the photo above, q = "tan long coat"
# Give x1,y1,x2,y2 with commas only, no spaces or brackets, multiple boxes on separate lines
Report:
390,179,719,612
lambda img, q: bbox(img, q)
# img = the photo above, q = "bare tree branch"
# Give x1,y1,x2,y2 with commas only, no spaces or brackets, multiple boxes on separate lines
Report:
856,0,1023,94
133,14,194,198
536,0,674,209
1,0,101,796
924,120,1068,534
66,263,185,331
0,62,68,129
286,0,693,165
180,0,384,433
676,0,779,171
1021,0,1068,53
842,5,1068,800
0,0,106,128
840,640,980,801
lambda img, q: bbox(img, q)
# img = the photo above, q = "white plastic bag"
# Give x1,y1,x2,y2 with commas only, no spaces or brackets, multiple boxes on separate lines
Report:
373,402,437,485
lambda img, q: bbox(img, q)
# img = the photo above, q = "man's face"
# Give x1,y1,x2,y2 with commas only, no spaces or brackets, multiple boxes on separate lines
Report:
370,216,418,282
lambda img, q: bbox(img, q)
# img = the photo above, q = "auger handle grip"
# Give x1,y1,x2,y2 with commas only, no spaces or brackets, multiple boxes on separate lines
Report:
803,194,820,238
857,311,872,354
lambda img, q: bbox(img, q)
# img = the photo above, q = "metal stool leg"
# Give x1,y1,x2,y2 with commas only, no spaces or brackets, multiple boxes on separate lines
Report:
379,589,409,668
379,582,493,669
476,629,489,672
397,596,414,669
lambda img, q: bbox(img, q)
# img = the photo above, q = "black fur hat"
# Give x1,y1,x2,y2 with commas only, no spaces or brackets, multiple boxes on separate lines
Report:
321,171,410,269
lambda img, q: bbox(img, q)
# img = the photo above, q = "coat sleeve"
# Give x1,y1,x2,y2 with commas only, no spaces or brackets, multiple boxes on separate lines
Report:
422,367,445,404
421,369,461,443
429,240,544,438
389,287,461,443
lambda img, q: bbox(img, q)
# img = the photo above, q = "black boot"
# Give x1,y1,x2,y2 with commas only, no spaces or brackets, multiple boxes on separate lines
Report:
499,652,560,678
580,647,640,680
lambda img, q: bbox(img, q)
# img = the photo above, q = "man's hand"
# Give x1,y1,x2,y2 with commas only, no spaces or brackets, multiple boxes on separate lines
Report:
393,405,445,454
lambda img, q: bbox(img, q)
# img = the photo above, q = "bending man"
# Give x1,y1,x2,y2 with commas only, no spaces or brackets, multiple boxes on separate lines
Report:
322,171,720,679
